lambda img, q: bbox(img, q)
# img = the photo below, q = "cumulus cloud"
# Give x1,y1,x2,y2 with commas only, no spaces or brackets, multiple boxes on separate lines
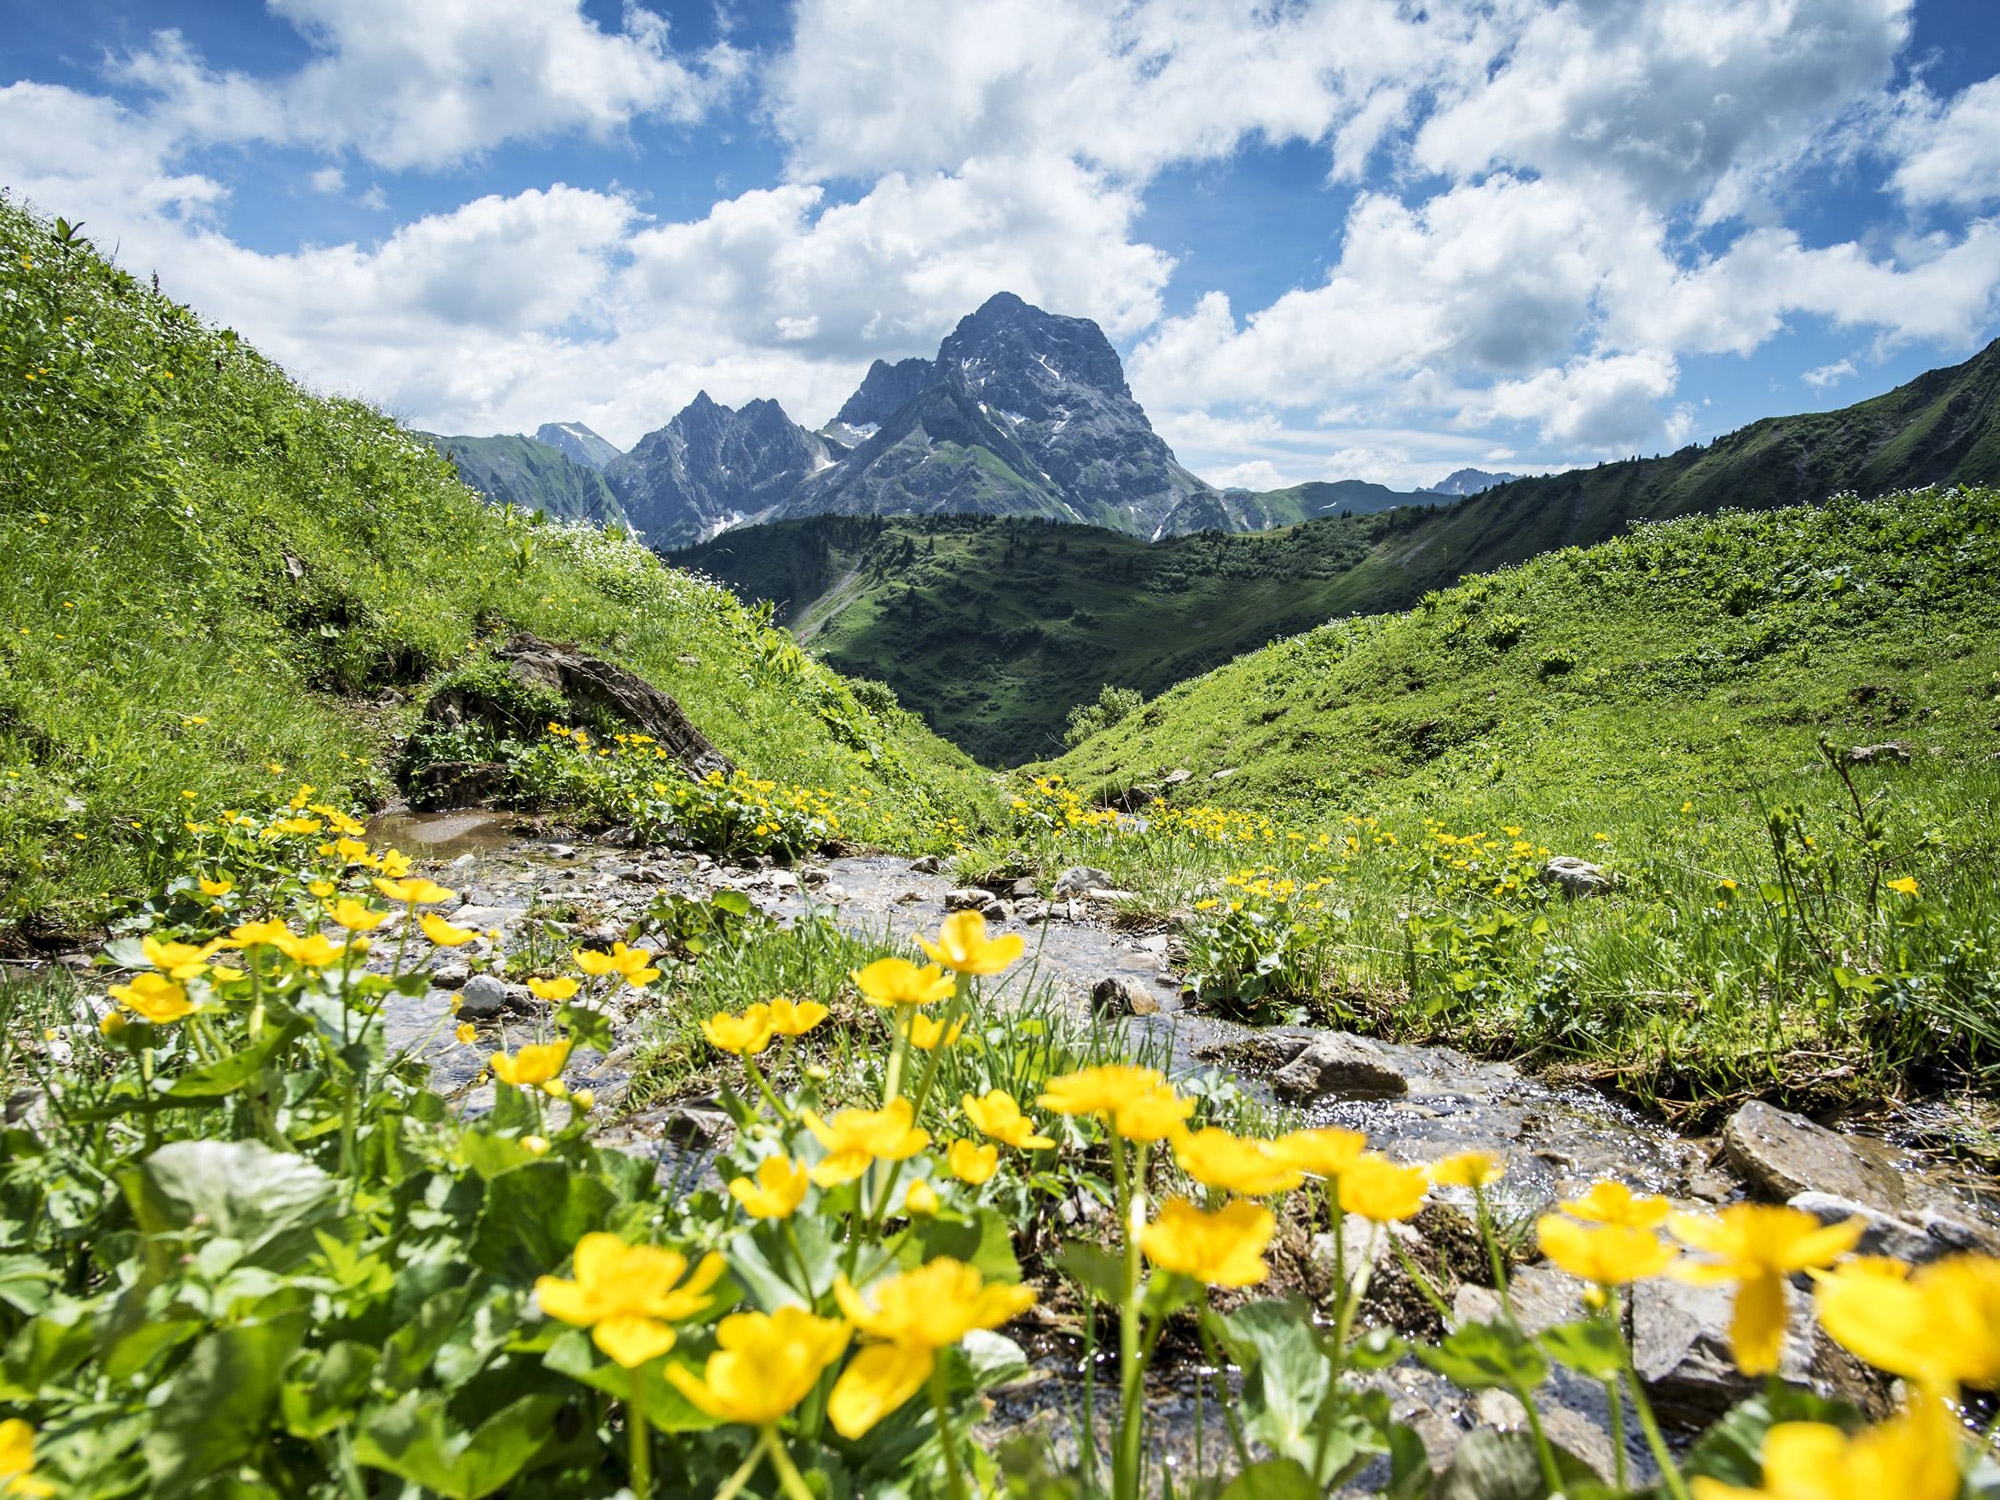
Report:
1891,76,2000,209
114,0,745,171
1803,359,1857,389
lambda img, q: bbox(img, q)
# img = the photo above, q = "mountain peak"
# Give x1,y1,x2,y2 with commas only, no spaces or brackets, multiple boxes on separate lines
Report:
530,420,621,472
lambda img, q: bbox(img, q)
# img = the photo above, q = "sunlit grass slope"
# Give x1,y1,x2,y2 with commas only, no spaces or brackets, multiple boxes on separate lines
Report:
0,198,992,938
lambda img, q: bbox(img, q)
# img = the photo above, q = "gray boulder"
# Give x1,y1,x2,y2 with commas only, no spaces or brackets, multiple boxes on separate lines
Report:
1090,975,1180,1018
1272,1033,1409,1102
1539,856,1614,897
1054,866,1113,897
455,973,512,1019
1722,1101,1908,1213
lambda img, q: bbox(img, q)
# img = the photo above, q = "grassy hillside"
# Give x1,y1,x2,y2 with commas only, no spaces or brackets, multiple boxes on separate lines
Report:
0,198,993,940
423,430,630,528
684,345,2000,766
671,510,1426,762
1016,487,2000,1103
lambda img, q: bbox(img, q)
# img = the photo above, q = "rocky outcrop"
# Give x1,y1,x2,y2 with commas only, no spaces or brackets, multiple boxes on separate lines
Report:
604,393,832,545
1720,1101,1910,1212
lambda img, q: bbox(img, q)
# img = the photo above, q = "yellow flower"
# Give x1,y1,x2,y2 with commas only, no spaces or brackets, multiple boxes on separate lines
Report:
1561,1179,1672,1229
372,876,455,905
1815,1252,2000,1390
223,918,294,950
666,1307,852,1427
1037,1065,1191,1144
828,1259,1036,1437
526,976,580,1002
801,1098,930,1186
918,911,1024,976
1272,1126,1368,1179
1537,1215,1677,1285
307,879,337,899
419,912,477,947
197,875,234,897
851,956,956,1007
490,1040,572,1087
278,932,360,968
141,934,222,979
947,1139,1000,1184
455,1022,478,1045
1142,1197,1275,1287
1338,1155,1430,1223
1428,1150,1504,1189
520,1135,551,1157
378,849,413,877
1688,1395,1961,1500
961,1089,1056,1150
571,1088,596,1110
907,1012,964,1050
0,1418,56,1499
728,1157,810,1219
327,898,387,933
574,941,660,987
1669,1206,1865,1376
768,996,829,1036
108,972,196,1024
1173,1128,1304,1196
535,1234,726,1368
904,1180,941,1217
702,1005,775,1057
1885,876,1920,896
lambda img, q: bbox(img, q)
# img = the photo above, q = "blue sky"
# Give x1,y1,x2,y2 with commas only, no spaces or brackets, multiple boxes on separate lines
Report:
4,0,1998,491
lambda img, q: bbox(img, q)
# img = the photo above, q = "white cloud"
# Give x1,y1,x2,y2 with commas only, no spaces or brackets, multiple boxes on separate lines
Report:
115,0,745,171
1891,76,2000,209
1465,351,1681,450
1803,358,1857,389
0,81,227,226
308,165,344,194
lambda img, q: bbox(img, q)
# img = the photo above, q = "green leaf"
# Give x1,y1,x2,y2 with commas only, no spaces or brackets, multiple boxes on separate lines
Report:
1054,1240,1126,1306
557,1002,614,1054
281,1340,377,1438
1218,1300,1332,1468
1417,1319,1549,1392
908,1205,1021,1283
1537,1317,1625,1380
961,1328,1029,1390
0,1301,95,1400
376,1286,473,1393
161,1017,305,1097
467,1161,616,1282
1685,1389,1862,1490
353,1390,566,1499
1220,1459,1317,1500
0,1254,56,1316
125,1140,339,1273
541,1329,720,1433
144,1314,307,1498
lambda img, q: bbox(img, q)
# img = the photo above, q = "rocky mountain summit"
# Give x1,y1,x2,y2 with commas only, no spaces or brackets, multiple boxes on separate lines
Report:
601,392,835,544
532,420,622,471
1424,467,1522,496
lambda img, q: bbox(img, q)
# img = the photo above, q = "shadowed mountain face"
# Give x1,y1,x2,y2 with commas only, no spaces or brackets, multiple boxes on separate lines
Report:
423,432,628,527
602,393,833,544
532,421,622,471
781,293,1218,536
1425,468,1521,496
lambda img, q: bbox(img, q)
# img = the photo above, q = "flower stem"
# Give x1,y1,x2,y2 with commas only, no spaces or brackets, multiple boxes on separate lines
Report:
1617,1293,1690,1500
929,1360,973,1500
626,1369,652,1500
1473,1184,1512,1321
711,1430,770,1500
1110,1133,1147,1500
764,1427,820,1500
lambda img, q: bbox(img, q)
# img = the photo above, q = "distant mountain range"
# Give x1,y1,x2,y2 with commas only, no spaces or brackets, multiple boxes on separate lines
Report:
423,293,1463,545
669,335,2000,762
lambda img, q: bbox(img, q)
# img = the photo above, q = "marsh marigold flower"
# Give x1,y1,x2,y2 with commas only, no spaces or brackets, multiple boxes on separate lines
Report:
141,934,221,978
490,1040,571,1088
702,1005,775,1056
1669,1205,1863,1376
1687,1395,1960,1500
828,1259,1036,1437
1815,1252,2000,1390
1338,1155,1430,1223
535,1234,725,1368
1561,1179,1672,1230
223,918,293,950
948,1139,999,1184
1142,1197,1275,1287
573,942,660,988
1038,1065,1190,1140
419,913,476,947
197,875,234,897
728,1157,810,1219
919,910,1023,976
962,1089,1055,1149
526,976,580,1003
851,957,955,1007
373,876,456,906
908,1012,964,1050
455,1022,478,1045
0,1418,55,1499
768,996,829,1036
802,1097,930,1186
279,932,360,968
108,972,196,1024
1173,1128,1304,1196
904,1179,940,1217
1537,1215,1677,1286
328,898,387,933
666,1307,851,1427
1428,1151,1504,1189
1273,1126,1368,1180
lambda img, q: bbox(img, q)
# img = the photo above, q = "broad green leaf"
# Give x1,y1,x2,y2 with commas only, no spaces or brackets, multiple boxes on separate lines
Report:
125,1140,338,1273
1054,1240,1126,1306
161,1017,305,1097
1220,1459,1317,1500
961,1328,1029,1390
0,1254,55,1316
353,1390,566,1499
281,1340,377,1438
376,1286,473,1393
1434,1428,1601,1500
1218,1300,1332,1468
1418,1319,1549,1392
541,1328,720,1433
143,1314,307,1498
467,1161,616,1281
1685,1389,1862,1490
1537,1317,1625,1380
907,1205,1021,1283
0,1301,95,1400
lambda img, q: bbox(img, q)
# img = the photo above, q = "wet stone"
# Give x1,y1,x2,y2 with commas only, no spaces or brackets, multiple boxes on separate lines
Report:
1090,975,1179,1018
1630,1275,1815,1423
1053,866,1112,897
1272,1033,1409,1102
430,959,472,991
1722,1101,1910,1213
455,973,512,1019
